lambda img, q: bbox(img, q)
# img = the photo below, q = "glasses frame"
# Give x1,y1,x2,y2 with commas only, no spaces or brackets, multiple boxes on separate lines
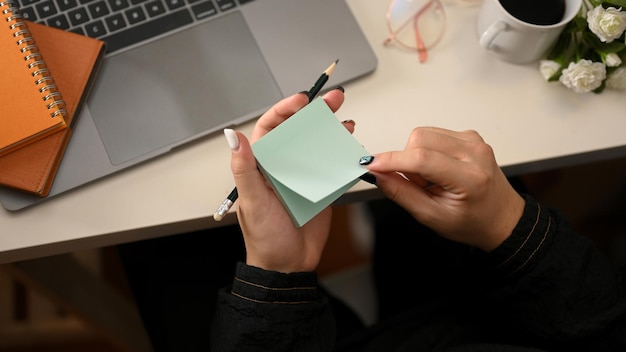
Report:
383,0,447,63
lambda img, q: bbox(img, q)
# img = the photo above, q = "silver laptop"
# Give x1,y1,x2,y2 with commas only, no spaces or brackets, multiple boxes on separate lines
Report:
0,0,377,211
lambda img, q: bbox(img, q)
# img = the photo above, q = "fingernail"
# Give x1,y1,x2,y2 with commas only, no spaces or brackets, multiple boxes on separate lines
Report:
359,155,374,165
297,90,309,96
333,85,345,93
342,119,355,125
359,173,377,185
224,129,239,150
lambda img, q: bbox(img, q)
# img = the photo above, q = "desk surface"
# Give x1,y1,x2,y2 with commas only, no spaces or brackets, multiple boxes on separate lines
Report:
2,0,625,264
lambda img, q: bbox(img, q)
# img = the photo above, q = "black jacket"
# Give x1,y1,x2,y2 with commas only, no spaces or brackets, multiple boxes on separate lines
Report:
210,195,626,351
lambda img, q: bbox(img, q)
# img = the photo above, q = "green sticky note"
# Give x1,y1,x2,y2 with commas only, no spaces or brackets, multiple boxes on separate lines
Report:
252,97,370,227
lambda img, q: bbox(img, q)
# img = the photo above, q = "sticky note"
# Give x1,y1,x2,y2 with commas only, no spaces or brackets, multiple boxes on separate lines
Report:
252,97,369,227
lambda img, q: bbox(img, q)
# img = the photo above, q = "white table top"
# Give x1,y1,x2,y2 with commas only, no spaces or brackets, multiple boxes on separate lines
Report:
2,0,625,264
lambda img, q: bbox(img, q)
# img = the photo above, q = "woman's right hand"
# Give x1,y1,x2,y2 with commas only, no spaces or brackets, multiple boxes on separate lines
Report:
361,127,525,252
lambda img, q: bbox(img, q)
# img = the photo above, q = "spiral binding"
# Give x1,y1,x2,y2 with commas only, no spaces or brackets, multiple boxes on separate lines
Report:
2,0,67,119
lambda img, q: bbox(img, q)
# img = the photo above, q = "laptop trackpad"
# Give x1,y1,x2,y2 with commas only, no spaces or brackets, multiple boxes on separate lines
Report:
88,11,282,165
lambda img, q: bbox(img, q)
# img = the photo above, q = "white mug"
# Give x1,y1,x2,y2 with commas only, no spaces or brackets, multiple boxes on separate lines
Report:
476,0,582,64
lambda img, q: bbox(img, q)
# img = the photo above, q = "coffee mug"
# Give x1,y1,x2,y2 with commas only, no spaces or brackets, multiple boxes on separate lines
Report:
476,0,582,64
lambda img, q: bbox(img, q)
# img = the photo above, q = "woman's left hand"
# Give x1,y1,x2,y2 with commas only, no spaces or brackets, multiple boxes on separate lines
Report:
228,88,350,273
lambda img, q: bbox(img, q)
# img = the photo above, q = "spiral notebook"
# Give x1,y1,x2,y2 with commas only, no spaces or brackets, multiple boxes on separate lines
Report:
0,19,106,197
0,1,67,157
0,0,377,211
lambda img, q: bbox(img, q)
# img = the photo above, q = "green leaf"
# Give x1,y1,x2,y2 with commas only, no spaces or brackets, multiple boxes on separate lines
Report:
548,71,563,81
571,16,588,32
603,0,626,8
603,41,626,53
547,31,574,60
588,50,603,62
584,31,626,53
588,0,605,7
607,66,620,75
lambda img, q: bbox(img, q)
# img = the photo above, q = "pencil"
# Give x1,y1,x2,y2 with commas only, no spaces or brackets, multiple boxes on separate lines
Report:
213,60,338,222
306,59,338,101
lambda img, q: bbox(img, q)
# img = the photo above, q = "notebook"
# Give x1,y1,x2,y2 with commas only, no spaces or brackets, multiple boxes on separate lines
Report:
0,20,106,196
0,0,378,211
252,97,370,227
0,0,67,157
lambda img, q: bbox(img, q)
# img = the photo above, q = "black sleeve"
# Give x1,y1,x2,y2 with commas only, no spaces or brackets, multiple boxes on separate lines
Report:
210,262,336,352
480,193,626,349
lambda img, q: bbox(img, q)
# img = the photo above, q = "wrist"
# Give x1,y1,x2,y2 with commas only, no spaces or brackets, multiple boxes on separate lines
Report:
246,256,317,274
477,191,526,252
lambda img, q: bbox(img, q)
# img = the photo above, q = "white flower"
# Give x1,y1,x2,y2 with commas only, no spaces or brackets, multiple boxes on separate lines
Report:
604,52,622,66
539,60,562,80
606,67,626,89
586,6,626,43
559,59,607,93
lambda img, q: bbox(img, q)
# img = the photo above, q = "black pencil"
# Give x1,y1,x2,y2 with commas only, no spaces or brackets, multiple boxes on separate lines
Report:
213,60,338,221
306,59,338,101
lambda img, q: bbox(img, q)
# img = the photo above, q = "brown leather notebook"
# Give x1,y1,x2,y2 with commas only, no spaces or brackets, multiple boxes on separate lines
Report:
0,20,106,197
0,1,68,156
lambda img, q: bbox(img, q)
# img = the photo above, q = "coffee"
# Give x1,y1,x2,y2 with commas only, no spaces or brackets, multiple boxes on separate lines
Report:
499,0,565,25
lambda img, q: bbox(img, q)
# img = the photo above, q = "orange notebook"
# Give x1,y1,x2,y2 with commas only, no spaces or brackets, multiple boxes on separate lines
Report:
0,0,68,156
0,18,106,196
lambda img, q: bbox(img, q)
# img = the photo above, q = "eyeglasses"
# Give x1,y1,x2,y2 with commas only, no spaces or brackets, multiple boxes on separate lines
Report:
383,0,447,63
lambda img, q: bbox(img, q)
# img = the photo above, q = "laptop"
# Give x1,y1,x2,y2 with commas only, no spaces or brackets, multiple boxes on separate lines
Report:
0,0,377,211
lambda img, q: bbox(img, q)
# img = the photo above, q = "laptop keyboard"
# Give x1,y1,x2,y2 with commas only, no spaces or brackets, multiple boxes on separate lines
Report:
16,0,255,53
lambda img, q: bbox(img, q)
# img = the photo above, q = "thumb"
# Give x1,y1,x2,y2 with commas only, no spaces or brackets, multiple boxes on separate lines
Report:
373,170,433,211
224,129,266,200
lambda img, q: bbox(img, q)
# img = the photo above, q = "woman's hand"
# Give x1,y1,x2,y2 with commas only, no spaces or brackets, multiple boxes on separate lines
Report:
362,127,525,252
227,88,349,273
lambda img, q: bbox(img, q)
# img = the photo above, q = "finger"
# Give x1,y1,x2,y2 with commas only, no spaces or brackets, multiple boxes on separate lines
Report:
342,119,356,134
396,171,430,188
251,93,309,142
323,86,351,133
251,87,346,143
370,171,439,220
404,128,483,162
410,127,485,143
226,129,268,201
321,86,345,112
364,149,470,193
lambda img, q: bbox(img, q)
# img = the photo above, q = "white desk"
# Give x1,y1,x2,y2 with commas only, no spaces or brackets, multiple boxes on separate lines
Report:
2,0,625,264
